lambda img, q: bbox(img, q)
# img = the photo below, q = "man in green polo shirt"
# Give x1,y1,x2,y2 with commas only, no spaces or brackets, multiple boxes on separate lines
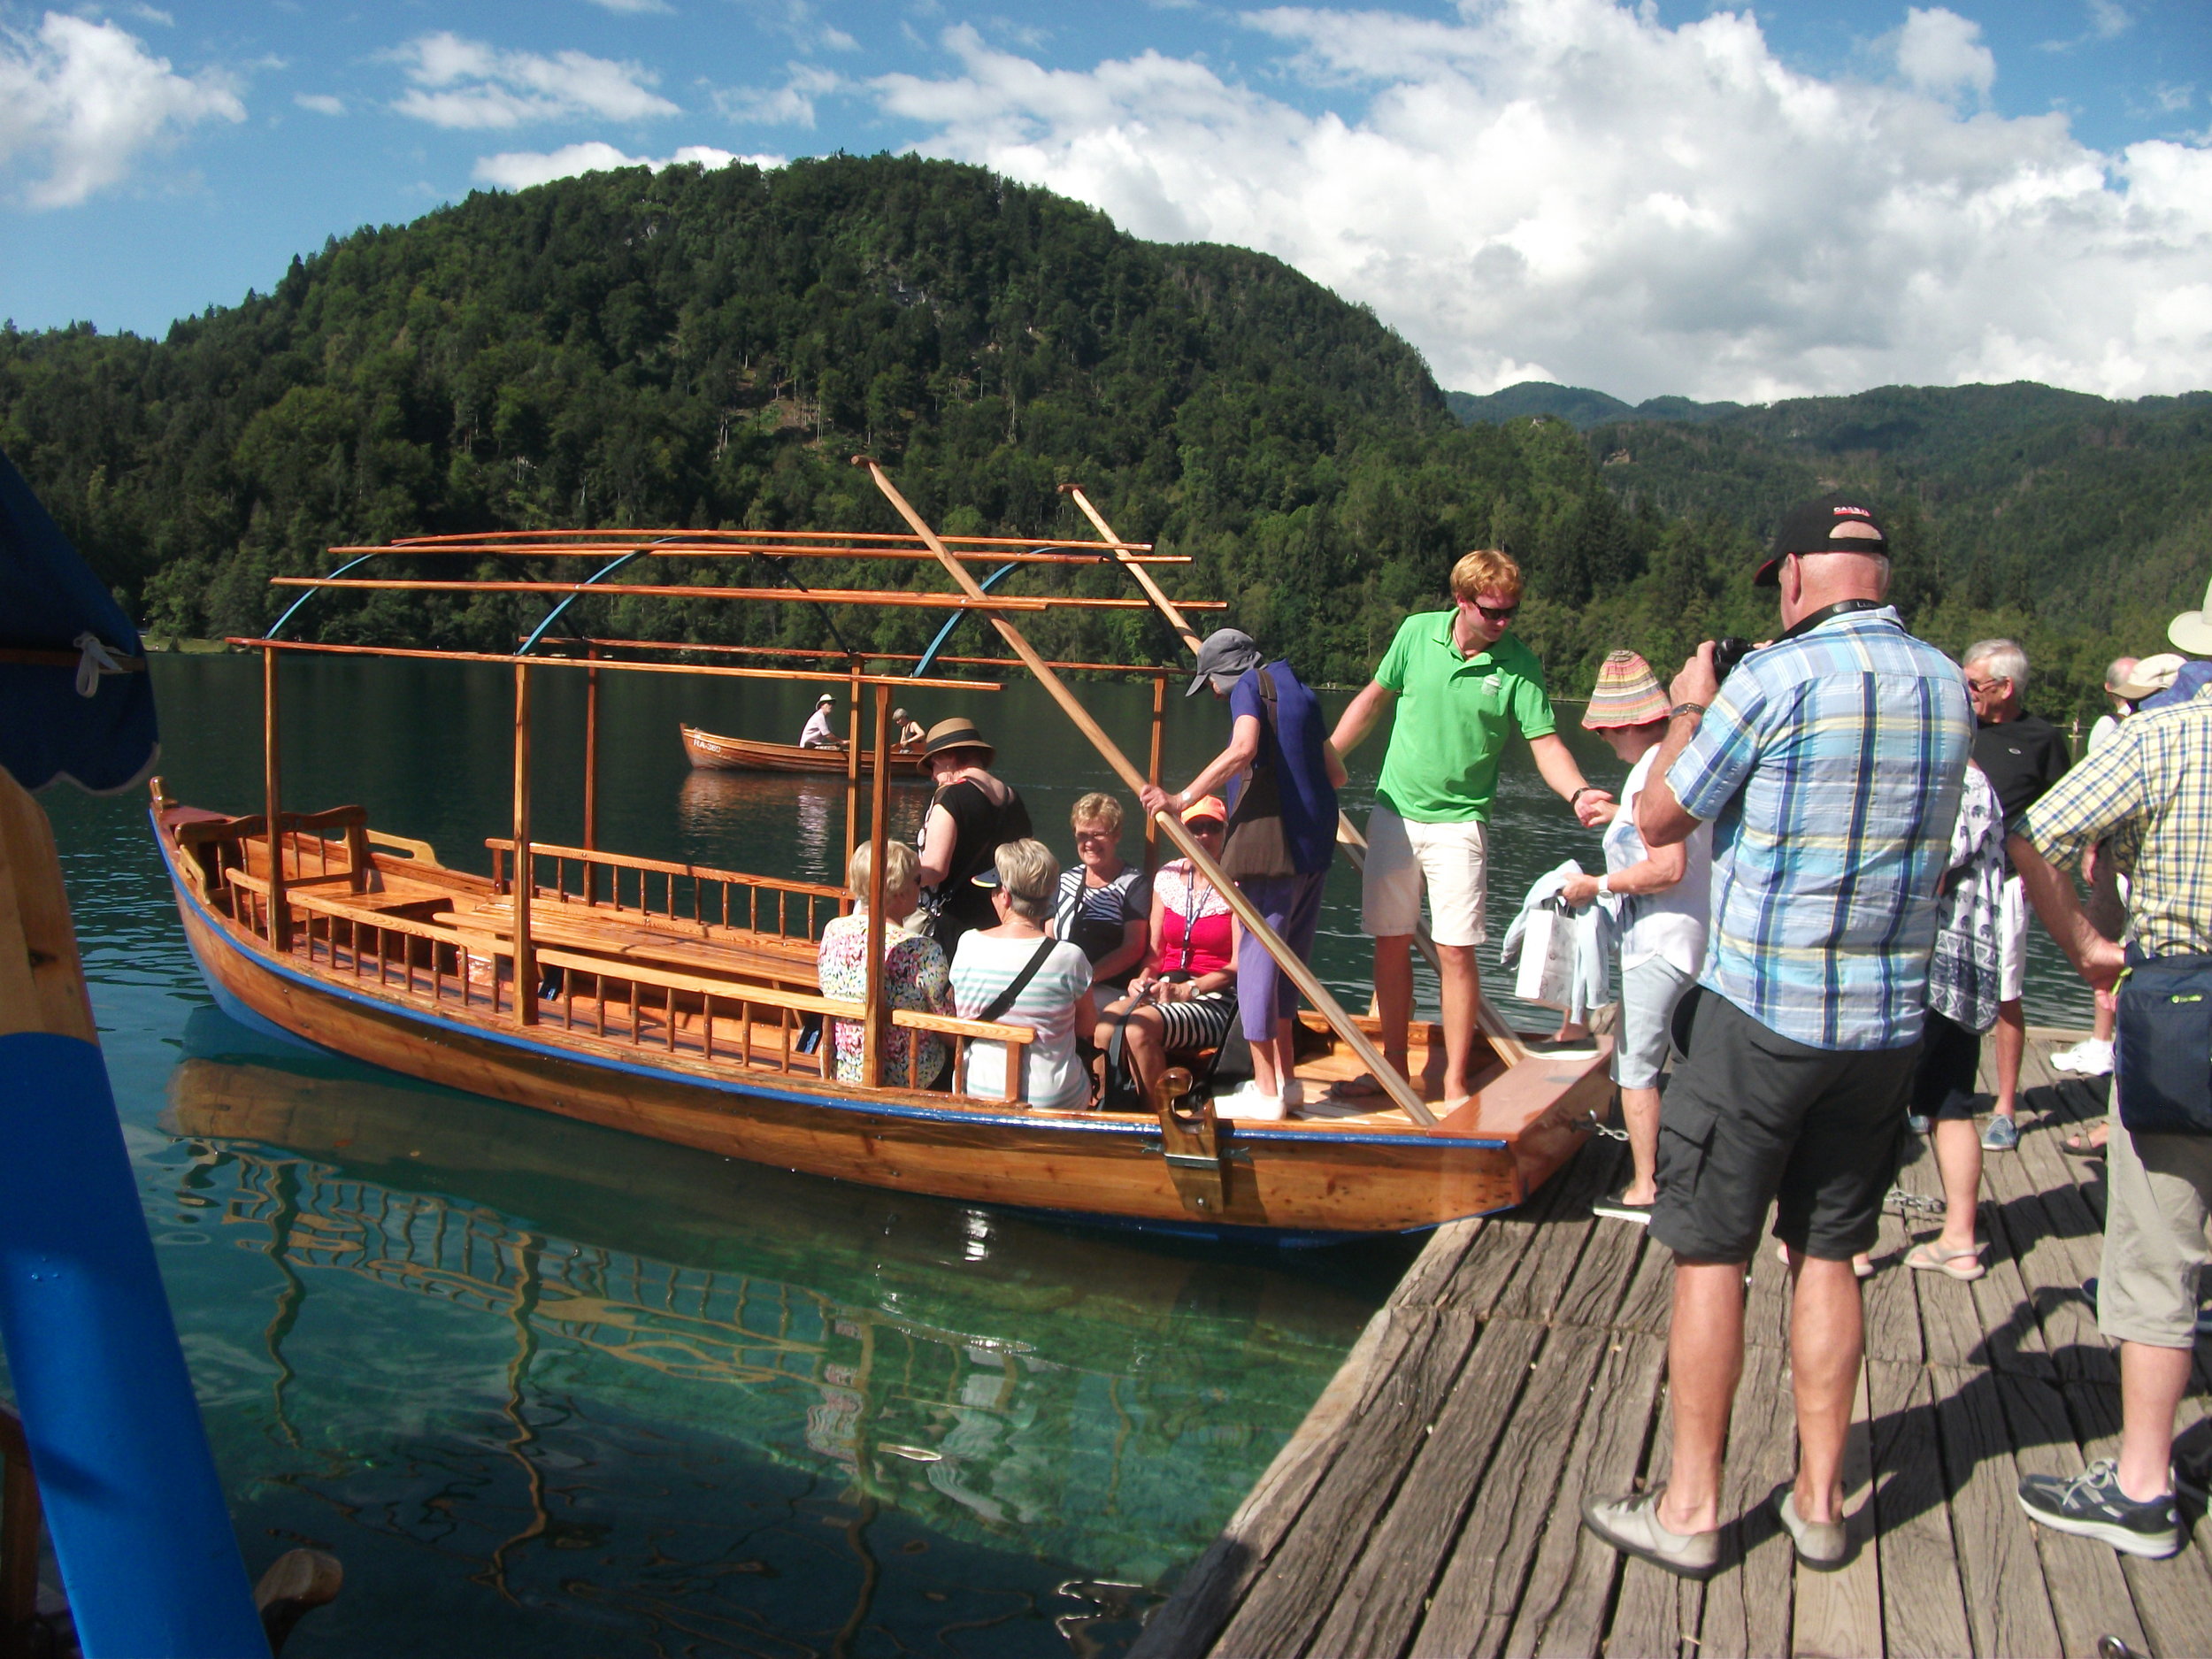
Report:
1331,549,1615,1107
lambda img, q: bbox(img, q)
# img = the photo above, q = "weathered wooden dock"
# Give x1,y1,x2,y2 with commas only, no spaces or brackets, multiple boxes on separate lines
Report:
1135,1030,2212,1658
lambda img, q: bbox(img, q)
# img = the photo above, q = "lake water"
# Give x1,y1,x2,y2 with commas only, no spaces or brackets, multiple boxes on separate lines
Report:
33,651,2092,1657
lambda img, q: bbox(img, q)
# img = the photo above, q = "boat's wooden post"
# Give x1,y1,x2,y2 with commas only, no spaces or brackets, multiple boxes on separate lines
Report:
1070,483,1530,1071
1146,670,1166,870
866,457,1436,1126
583,644,600,905
862,682,891,1089
512,662,537,1025
262,643,289,949
843,659,863,870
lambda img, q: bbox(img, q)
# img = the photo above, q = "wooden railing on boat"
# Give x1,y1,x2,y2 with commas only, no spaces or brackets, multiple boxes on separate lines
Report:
486,838,848,943
207,827,1038,1104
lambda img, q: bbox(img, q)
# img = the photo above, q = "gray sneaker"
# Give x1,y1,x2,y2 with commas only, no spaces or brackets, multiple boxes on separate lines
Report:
1981,1113,2020,1151
1775,1486,1848,1570
2017,1459,2181,1558
1581,1486,1719,1578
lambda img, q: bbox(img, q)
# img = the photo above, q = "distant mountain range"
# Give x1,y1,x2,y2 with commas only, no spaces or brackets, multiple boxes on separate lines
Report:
1446,384,1744,427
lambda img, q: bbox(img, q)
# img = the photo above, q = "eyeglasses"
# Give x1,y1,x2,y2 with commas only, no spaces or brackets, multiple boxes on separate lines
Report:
1465,598,1517,623
1073,829,1117,843
1965,677,2007,695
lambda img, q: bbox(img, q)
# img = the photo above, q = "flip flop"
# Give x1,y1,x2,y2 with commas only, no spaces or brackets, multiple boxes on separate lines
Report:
2061,1125,2109,1159
1772,1243,1875,1279
1903,1240,1985,1281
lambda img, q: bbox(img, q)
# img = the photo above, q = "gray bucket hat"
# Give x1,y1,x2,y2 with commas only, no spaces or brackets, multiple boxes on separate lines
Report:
1187,628,1263,696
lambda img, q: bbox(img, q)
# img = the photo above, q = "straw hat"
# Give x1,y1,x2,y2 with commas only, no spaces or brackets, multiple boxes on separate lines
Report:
2111,653,2185,701
921,716,994,764
1581,650,1669,728
2170,572,2212,657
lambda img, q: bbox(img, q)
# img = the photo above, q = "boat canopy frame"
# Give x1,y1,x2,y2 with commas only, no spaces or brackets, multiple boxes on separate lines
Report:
244,464,1448,1122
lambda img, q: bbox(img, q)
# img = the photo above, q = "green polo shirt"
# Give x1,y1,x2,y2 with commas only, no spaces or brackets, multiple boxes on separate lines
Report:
1373,611,1555,823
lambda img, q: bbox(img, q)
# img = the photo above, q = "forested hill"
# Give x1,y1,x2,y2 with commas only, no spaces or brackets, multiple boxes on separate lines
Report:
3,150,2207,717
0,151,1521,679
1453,379,2212,649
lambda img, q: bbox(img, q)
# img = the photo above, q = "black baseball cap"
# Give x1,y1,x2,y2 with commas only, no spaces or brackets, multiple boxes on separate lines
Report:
1755,492,1891,586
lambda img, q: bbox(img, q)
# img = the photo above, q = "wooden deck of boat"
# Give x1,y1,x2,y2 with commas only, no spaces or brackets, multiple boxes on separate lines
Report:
1134,1027,2212,1659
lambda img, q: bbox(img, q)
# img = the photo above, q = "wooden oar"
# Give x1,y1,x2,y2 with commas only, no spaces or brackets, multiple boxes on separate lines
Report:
1060,485,1532,1070
864,460,1438,1128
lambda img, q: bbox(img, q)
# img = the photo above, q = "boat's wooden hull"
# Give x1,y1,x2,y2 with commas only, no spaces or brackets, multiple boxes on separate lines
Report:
156,815,1609,1237
682,724,928,777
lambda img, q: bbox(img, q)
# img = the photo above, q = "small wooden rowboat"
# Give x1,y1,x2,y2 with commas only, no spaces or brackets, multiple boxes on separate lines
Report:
164,465,1610,1238
682,723,927,778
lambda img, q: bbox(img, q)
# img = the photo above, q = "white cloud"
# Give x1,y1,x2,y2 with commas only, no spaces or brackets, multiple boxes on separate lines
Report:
584,0,675,12
1894,7,1994,102
0,12,243,207
293,92,344,116
472,141,780,190
2087,0,2131,40
390,31,678,129
869,3,2212,402
715,64,841,127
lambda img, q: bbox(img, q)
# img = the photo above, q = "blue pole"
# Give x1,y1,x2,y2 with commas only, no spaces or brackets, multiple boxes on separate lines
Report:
913,561,1023,679
0,1030,268,1656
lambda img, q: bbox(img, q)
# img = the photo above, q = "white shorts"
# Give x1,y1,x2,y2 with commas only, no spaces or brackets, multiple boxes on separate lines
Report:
2000,872,2027,1005
1361,803,1489,948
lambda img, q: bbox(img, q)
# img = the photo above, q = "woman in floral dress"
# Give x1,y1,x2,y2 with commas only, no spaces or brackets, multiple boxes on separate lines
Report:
816,840,951,1087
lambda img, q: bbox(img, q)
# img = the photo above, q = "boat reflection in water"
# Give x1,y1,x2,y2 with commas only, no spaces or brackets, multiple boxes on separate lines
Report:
676,770,930,888
160,1008,1398,1656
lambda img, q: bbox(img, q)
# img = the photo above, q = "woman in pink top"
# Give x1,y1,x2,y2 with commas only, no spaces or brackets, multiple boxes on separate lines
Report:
1093,798,1239,1098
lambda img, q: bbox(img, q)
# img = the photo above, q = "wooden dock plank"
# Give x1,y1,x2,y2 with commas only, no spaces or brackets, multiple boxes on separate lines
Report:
1409,1324,1610,1659
1502,1331,1668,1659
1310,1317,1548,1659
1865,1358,1978,1659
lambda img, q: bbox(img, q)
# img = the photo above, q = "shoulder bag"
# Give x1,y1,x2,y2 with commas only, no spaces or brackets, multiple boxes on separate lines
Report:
1220,669,1299,881
977,936,1060,1025
2115,949,2212,1136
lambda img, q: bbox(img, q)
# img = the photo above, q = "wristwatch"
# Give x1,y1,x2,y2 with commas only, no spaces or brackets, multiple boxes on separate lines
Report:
1671,702,1708,719
1596,874,1612,896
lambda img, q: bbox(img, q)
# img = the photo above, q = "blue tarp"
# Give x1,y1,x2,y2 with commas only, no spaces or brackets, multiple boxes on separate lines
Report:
0,445,158,794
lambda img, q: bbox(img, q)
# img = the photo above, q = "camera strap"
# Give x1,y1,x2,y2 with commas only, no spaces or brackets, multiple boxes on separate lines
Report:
1780,597,1886,641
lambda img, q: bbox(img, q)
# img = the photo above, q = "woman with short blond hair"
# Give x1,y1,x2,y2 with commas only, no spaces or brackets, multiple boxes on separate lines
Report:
1054,791,1150,994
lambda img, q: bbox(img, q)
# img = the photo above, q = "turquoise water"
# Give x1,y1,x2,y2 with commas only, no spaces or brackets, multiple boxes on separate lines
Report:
33,649,2091,1656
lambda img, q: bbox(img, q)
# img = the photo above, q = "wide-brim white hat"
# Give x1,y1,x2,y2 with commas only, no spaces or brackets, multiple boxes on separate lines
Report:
2171,571,2212,656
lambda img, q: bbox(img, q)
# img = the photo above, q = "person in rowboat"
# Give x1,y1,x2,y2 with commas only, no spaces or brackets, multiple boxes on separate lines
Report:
799,693,843,749
1054,792,1151,996
892,707,925,750
1142,628,1346,1123
816,840,953,1088
950,840,1098,1110
1094,796,1238,1102
917,717,1032,954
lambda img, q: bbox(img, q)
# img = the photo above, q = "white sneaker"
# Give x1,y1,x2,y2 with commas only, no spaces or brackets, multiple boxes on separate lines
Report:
1280,1078,1306,1110
1214,1087,1286,1122
2052,1039,2114,1076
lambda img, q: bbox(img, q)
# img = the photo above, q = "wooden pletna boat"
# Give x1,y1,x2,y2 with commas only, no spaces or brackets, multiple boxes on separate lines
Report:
681,722,929,777
153,466,1611,1238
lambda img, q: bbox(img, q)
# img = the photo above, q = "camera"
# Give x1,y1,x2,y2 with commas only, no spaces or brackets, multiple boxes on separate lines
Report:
1710,636,1755,682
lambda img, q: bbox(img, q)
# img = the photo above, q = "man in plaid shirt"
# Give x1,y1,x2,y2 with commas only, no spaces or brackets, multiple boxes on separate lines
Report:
1581,492,1972,1578
2011,689,2212,1559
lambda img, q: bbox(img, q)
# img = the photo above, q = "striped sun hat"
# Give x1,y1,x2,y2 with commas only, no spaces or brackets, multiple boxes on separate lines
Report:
1581,650,1669,728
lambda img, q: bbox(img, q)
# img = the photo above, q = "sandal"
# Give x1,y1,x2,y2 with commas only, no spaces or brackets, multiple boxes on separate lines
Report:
1903,1240,1985,1281
1773,1243,1876,1279
2061,1124,2109,1160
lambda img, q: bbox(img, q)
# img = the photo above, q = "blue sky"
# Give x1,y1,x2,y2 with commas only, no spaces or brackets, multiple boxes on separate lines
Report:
1,0,2206,401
